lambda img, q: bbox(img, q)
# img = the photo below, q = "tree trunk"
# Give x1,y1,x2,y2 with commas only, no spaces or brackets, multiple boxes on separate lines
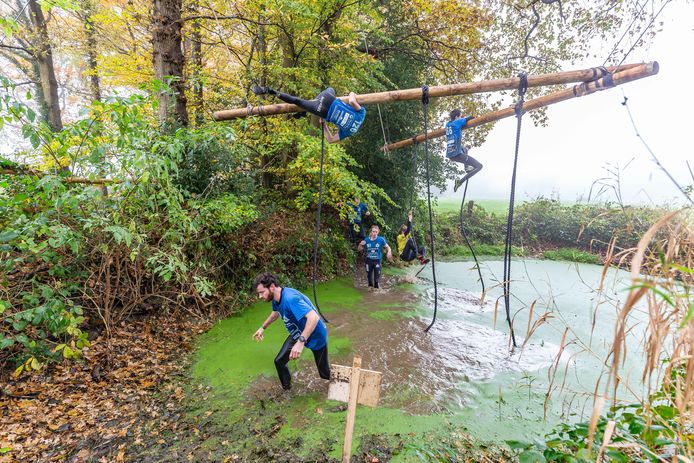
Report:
189,14,203,126
152,0,188,128
82,0,102,103
27,0,62,132
257,16,272,188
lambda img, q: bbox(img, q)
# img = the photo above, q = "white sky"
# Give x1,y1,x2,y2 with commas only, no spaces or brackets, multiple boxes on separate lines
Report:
440,2,694,206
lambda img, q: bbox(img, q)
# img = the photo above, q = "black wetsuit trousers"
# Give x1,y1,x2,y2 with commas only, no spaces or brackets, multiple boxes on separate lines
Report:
365,258,382,288
274,335,331,390
276,88,336,119
400,238,425,262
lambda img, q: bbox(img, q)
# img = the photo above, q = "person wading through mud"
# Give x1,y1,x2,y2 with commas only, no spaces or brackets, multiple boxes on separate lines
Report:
358,224,393,289
252,272,330,390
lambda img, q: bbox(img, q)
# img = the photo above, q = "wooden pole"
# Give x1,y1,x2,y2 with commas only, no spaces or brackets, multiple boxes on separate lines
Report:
382,61,658,151
0,168,122,185
342,356,362,463
213,63,643,121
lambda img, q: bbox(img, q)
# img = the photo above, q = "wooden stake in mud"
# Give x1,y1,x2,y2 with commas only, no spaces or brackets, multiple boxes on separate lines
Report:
342,356,362,463
327,357,382,463
213,64,643,121
382,61,659,151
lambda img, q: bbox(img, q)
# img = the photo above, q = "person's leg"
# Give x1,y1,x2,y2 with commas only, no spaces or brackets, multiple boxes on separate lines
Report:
373,260,382,289
253,87,335,119
274,335,295,390
401,239,417,262
366,261,375,287
461,154,483,181
311,345,331,380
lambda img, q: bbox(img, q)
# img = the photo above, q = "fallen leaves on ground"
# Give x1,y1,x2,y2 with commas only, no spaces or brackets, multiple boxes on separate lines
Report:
0,316,209,463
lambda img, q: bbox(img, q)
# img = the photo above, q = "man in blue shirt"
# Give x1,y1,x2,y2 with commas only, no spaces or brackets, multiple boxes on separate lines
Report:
251,86,366,142
445,109,482,193
358,225,393,289
346,197,370,243
252,272,330,390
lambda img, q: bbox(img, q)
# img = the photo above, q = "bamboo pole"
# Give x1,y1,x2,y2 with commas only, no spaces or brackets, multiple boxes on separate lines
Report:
0,168,122,185
213,63,643,121
382,61,658,152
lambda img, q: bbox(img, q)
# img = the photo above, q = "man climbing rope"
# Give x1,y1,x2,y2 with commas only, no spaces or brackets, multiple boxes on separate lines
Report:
358,225,393,289
252,272,330,391
397,210,429,265
251,86,366,142
445,109,482,192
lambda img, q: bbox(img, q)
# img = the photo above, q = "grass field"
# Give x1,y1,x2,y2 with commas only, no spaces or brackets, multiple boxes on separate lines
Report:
434,197,510,215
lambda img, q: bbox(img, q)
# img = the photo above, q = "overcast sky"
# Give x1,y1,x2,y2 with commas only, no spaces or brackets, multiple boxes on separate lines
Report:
439,2,693,206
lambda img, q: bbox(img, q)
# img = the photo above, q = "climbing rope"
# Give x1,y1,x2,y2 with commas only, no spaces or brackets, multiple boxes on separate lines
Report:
311,122,329,323
421,86,439,333
458,180,486,295
502,73,528,349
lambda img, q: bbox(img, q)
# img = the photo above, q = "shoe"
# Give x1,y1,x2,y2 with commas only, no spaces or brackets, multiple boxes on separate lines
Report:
252,85,277,95
420,258,430,265
453,177,465,193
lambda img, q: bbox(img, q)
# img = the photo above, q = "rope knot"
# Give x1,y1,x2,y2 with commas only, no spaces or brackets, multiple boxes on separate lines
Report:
421,85,429,106
514,72,528,117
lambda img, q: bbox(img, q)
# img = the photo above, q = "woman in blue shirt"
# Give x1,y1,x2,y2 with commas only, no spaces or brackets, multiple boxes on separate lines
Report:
445,109,482,192
358,224,393,289
252,86,366,142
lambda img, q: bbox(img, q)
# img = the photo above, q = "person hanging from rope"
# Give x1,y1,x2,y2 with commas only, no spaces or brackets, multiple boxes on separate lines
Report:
445,109,482,193
397,210,429,265
251,86,366,142
358,224,393,289
252,272,331,391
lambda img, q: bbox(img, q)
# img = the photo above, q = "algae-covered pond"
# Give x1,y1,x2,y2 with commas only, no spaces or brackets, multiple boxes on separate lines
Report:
192,259,646,461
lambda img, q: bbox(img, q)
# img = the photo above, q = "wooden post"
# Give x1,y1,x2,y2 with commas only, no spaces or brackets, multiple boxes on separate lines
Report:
382,61,658,151
342,356,362,463
212,64,643,121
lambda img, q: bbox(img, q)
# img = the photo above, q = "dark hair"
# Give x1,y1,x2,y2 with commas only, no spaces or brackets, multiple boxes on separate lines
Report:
449,109,461,121
252,272,280,291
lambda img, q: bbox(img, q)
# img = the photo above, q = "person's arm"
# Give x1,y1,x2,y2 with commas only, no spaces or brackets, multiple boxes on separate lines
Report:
322,121,341,143
357,240,365,251
347,92,362,111
253,311,280,341
384,243,393,262
405,210,413,235
289,310,320,359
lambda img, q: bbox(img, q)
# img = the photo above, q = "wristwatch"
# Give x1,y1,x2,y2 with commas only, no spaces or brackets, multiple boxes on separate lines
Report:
298,335,306,343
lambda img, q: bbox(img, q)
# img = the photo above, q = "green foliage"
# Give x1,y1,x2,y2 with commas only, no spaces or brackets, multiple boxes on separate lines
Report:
542,248,602,265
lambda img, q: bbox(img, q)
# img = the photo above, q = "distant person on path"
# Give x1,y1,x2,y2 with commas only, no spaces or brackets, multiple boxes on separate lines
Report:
445,109,482,192
358,225,393,289
346,197,370,243
252,86,366,142
252,272,330,390
397,210,429,265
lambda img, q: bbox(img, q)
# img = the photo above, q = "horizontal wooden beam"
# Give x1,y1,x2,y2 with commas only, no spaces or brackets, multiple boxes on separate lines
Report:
0,168,122,185
213,63,643,121
382,61,658,152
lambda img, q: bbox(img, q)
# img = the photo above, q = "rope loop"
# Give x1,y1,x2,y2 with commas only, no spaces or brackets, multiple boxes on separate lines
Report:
421,85,429,106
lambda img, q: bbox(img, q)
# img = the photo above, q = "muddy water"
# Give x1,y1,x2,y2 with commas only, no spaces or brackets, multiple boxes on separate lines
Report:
194,259,647,454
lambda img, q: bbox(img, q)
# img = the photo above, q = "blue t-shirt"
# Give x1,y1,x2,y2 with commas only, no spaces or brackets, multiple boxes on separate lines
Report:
327,100,366,140
347,201,368,224
272,288,328,350
364,236,387,261
445,117,469,159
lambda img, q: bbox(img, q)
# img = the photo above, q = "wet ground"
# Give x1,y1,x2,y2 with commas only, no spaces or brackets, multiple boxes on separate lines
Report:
191,258,647,460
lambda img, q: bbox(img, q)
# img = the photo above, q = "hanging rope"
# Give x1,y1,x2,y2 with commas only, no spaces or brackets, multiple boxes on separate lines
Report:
311,122,329,323
502,73,528,349
458,181,486,295
421,86,439,333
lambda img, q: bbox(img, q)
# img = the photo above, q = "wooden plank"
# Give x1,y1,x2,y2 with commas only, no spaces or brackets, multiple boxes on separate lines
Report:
328,364,382,407
382,61,658,151
212,63,643,121
342,356,362,463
